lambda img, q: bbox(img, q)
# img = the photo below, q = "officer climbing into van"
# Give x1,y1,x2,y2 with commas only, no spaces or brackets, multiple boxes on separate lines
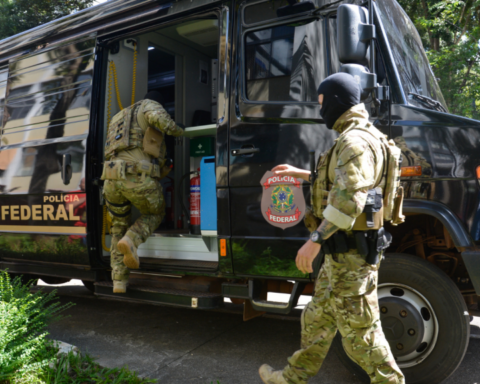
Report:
101,91,184,294
259,73,405,384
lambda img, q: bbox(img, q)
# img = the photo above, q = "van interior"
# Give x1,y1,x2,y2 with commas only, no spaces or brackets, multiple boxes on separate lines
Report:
103,16,220,267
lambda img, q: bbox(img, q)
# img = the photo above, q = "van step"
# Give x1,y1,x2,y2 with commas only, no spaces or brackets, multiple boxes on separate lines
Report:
94,282,223,309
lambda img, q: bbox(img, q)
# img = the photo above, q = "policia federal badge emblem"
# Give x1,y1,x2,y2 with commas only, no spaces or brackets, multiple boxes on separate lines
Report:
260,171,306,230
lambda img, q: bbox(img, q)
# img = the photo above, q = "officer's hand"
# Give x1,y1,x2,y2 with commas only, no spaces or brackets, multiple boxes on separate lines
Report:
271,164,308,180
296,240,321,274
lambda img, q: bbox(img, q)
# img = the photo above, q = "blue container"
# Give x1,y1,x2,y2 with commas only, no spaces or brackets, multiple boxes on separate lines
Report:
200,156,217,231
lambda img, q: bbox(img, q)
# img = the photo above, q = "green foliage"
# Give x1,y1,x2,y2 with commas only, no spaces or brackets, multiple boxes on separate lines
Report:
0,0,94,40
232,242,307,278
0,270,73,382
0,235,86,259
39,350,156,384
399,0,480,118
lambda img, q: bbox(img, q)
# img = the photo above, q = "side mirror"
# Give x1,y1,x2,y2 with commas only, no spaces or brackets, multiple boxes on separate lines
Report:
340,64,376,101
337,4,375,65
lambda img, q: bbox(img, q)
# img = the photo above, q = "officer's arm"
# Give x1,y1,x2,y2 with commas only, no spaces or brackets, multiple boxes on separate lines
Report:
315,219,339,241
323,139,375,231
144,109,184,137
271,164,310,181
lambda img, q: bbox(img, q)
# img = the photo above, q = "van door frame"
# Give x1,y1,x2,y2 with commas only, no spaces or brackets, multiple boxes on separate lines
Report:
89,6,232,269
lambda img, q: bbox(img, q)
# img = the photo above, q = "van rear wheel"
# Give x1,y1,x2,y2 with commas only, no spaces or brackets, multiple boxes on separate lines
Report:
332,253,470,384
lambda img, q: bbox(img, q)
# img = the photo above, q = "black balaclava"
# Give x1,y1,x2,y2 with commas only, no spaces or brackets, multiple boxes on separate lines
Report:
317,73,361,129
144,91,164,105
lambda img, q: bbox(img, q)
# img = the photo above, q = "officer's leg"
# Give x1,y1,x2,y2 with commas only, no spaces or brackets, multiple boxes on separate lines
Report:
332,254,405,384
104,180,132,291
280,265,338,384
121,177,164,247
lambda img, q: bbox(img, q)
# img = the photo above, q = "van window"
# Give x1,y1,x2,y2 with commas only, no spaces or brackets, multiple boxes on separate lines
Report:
244,18,326,102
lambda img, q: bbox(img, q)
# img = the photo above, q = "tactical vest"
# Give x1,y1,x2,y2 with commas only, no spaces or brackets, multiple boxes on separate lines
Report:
105,101,144,160
104,101,166,162
312,122,404,230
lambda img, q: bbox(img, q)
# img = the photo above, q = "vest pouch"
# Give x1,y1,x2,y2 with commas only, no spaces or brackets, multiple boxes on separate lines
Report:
143,127,164,158
352,207,384,231
383,140,402,221
391,186,406,225
101,160,126,181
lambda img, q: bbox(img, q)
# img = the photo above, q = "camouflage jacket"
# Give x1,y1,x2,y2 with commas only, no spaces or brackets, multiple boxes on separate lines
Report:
312,104,386,230
107,99,183,164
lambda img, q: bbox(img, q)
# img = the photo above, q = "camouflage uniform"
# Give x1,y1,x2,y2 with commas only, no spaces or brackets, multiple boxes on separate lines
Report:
103,99,183,283
282,104,404,384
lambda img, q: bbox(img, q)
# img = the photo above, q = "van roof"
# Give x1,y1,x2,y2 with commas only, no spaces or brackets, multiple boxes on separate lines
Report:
0,0,174,62
0,0,358,63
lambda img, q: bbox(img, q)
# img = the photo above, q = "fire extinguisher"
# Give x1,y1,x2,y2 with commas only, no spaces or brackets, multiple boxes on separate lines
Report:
165,177,174,229
189,168,201,235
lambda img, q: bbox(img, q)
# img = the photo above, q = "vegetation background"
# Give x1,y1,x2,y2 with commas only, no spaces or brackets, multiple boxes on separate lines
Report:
0,0,94,40
398,0,480,118
0,0,478,117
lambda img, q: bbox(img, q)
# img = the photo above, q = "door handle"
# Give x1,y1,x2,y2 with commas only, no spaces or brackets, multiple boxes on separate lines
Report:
62,154,72,185
231,147,260,156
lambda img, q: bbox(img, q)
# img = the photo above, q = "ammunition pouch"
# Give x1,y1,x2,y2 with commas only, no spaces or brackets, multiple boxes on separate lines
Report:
322,227,392,265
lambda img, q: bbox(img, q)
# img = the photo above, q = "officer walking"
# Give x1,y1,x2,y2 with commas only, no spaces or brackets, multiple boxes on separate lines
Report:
102,91,183,293
259,73,405,384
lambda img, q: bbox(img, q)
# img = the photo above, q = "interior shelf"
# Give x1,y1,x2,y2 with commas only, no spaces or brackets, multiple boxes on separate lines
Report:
184,124,216,138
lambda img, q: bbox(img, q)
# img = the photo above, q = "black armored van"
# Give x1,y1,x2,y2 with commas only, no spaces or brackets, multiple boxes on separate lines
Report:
0,0,479,382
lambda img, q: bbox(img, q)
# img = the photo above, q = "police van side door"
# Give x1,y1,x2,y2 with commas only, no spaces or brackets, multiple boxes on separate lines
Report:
229,1,335,279
0,37,96,265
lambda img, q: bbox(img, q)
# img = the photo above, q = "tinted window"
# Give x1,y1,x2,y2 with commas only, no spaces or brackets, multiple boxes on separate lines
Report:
376,0,447,110
245,18,326,102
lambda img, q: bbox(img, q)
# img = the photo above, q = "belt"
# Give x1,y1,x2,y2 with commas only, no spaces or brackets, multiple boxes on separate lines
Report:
124,160,161,179
322,231,357,255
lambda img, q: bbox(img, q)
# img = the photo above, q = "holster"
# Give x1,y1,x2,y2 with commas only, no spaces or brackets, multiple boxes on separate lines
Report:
323,228,392,266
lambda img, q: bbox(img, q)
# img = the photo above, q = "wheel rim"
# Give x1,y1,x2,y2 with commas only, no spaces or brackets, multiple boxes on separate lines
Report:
377,283,439,368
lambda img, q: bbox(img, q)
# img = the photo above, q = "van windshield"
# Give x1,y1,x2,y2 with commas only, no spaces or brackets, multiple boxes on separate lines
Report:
376,0,448,112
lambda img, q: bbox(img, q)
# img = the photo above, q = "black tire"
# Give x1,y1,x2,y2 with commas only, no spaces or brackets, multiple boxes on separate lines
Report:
82,280,95,293
40,276,71,285
332,253,470,384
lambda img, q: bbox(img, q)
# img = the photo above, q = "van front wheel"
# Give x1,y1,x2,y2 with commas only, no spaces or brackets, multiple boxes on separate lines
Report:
332,253,470,384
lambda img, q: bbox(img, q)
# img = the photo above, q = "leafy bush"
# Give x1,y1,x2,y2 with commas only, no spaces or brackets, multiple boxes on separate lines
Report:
0,271,73,382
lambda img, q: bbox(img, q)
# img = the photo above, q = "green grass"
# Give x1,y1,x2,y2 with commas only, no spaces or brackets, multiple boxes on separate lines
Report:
38,350,156,384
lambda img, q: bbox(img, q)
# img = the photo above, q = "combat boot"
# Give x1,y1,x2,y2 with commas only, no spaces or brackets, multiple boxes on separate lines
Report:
113,280,128,293
259,364,288,384
117,236,140,269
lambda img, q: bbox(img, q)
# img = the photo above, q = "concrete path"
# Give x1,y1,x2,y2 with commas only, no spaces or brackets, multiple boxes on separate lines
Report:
37,280,480,384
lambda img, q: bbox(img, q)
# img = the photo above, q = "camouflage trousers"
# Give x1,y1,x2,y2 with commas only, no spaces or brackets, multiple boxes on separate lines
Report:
283,252,404,384
104,176,165,282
